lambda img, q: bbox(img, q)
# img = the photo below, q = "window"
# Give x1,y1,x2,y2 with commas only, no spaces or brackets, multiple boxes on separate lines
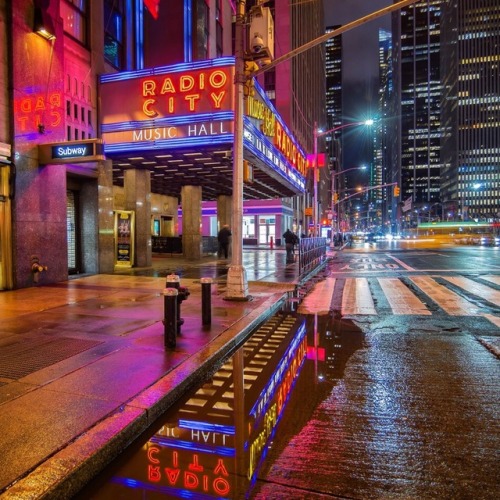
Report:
215,0,223,57
61,0,88,45
196,0,209,60
104,0,124,68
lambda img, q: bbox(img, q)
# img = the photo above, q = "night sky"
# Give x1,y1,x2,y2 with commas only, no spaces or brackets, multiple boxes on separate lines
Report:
323,0,393,176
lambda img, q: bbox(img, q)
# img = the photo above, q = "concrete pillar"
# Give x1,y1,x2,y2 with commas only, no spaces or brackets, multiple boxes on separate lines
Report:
217,194,232,230
124,169,152,267
97,160,115,273
181,185,202,259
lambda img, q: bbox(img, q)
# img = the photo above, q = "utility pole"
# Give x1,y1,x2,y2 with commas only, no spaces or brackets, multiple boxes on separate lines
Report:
225,0,249,300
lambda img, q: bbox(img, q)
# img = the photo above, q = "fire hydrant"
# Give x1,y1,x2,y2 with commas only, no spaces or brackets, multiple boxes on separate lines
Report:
31,256,48,284
165,274,190,335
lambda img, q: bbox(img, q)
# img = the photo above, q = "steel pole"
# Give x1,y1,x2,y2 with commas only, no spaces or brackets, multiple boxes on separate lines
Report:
313,123,318,237
226,0,249,300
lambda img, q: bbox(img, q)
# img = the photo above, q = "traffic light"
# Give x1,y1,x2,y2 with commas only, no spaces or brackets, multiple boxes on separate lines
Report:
394,185,400,197
243,160,254,183
333,193,339,203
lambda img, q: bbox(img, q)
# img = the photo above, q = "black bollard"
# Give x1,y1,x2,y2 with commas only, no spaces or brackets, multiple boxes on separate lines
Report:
163,288,178,348
201,277,212,326
166,274,185,335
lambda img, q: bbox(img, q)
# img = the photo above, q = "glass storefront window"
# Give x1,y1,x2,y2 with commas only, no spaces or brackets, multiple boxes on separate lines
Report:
243,216,255,238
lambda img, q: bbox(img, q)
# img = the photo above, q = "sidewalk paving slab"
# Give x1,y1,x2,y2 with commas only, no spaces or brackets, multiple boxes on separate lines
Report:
0,252,300,499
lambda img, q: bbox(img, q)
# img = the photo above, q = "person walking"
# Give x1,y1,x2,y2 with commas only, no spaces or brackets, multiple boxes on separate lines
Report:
283,229,299,263
217,224,232,259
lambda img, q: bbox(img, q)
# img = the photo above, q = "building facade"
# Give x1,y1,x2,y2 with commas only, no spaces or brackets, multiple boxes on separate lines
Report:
1,0,320,290
391,0,444,231
440,0,500,221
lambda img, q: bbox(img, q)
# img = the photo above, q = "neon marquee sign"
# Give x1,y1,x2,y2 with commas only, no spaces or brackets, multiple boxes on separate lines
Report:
100,62,234,125
246,91,307,177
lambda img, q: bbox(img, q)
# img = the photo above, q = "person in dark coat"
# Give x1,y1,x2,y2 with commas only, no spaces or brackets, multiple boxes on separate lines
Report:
283,229,299,262
217,224,232,258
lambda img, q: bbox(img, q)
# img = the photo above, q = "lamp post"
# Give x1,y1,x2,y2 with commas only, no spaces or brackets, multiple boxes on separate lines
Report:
313,120,373,238
226,0,249,300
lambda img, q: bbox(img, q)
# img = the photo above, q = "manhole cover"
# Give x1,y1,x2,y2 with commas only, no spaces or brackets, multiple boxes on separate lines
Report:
0,336,103,379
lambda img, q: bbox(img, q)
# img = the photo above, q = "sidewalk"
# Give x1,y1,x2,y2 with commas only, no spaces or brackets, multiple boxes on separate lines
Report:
0,249,302,499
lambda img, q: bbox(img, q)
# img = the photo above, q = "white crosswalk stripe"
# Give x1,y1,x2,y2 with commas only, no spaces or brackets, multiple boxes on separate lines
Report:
409,276,482,316
341,278,377,315
378,277,431,315
299,274,500,328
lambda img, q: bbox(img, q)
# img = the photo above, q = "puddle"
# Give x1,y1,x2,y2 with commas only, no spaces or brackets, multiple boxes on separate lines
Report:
77,310,365,499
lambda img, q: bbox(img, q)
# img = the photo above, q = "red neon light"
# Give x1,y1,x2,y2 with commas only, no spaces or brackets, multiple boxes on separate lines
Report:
146,451,232,496
144,0,160,19
14,92,62,132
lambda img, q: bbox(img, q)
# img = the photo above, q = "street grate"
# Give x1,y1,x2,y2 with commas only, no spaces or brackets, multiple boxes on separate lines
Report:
0,336,103,380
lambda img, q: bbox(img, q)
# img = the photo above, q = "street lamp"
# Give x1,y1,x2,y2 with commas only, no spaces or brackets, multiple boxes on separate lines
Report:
313,120,373,236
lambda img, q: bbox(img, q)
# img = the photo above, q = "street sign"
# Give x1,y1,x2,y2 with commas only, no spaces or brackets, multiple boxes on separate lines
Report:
305,207,313,216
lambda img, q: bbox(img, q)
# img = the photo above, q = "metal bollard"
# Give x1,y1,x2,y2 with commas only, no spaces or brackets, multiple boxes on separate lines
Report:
166,274,190,334
201,277,212,326
163,288,178,348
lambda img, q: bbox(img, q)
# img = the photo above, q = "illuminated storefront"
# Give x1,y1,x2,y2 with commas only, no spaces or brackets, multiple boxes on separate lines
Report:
99,57,307,256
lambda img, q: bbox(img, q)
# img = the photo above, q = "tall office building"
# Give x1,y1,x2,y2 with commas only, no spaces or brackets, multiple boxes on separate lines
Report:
378,29,394,232
440,0,500,220
391,0,444,229
325,26,342,143
324,26,342,229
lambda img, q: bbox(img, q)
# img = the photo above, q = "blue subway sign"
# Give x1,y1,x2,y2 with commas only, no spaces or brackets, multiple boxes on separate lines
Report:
39,139,105,164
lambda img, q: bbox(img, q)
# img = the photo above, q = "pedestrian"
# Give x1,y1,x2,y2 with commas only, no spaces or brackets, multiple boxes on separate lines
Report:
217,224,232,259
283,228,299,262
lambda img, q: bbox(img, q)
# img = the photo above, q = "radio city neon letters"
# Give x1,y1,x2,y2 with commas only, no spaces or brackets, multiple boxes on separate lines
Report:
146,449,231,496
14,92,62,132
141,69,230,117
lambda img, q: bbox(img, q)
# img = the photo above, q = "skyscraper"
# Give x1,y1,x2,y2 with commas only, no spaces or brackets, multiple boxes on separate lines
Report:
391,0,444,230
441,0,500,220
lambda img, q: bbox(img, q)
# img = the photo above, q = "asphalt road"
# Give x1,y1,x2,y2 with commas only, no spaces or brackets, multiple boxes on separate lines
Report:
254,242,500,499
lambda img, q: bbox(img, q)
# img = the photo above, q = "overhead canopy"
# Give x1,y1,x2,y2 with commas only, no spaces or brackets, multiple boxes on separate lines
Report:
99,57,307,201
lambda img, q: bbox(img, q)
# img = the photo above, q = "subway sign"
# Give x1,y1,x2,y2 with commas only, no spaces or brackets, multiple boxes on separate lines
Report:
38,139,105,164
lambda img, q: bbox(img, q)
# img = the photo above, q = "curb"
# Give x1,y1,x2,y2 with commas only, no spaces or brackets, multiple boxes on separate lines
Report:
1,293,289,499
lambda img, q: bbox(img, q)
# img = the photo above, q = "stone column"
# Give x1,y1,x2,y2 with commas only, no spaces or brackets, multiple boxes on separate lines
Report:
124,169,152,267
217,194,232,229
181,185,202,259
97,160,115,273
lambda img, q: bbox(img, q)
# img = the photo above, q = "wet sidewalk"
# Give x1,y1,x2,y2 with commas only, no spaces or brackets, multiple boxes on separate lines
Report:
0,249,305,498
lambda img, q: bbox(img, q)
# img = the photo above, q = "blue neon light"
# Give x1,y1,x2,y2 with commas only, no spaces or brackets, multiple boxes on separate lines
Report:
104,134,233,154
252,80,307,159
249,320,307,420
184,0,192,62
243,117,305,192
150,435,235,457
135,1,144,69
99,57,235,84
101,111,234,133
178,420,236,435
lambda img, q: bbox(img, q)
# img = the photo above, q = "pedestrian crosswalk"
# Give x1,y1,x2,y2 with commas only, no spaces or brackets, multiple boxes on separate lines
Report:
298,274,500,328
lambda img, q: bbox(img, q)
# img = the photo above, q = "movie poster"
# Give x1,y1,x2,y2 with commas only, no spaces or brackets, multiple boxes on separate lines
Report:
114,210,135,267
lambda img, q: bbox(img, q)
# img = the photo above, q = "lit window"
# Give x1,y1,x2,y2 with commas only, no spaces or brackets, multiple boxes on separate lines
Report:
61,0,87,45
104,0,124,69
